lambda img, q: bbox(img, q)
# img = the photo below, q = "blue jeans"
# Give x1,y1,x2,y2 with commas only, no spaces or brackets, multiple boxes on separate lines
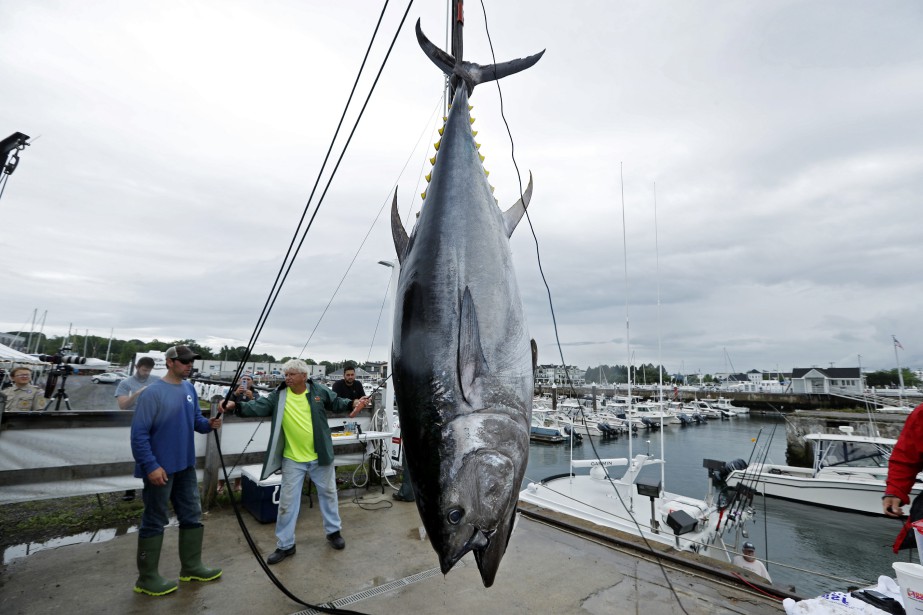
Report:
139,466,202,538
276,457,341,549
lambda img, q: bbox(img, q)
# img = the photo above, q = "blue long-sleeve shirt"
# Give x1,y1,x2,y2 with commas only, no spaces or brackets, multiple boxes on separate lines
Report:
130,379,212,478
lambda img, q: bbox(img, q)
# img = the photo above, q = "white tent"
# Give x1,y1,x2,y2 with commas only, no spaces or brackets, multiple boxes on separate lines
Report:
0,343,44,364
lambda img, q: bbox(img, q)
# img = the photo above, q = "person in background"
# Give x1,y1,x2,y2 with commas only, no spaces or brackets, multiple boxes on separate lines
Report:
1,366,45,411
116,356,161,500
220,359,369,564
216,373,260,495
116,357,160,410
130,345,223,597
883,401,923,551
332,362,366,403
231,372,260,403
732,542,772,582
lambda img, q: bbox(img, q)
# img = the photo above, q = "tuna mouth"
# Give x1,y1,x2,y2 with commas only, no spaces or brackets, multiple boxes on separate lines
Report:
438,526,494,575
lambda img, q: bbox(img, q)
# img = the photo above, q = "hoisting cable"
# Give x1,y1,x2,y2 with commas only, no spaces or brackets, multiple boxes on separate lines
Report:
297,94,444,357
211,2,415,612
478,3,690,612
226,0,409,394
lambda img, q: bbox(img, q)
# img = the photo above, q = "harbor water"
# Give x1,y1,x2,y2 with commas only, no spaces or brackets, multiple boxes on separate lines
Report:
523,413,909,597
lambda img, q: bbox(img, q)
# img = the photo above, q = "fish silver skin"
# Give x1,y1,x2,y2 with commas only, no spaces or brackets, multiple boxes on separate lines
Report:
389,21,542,588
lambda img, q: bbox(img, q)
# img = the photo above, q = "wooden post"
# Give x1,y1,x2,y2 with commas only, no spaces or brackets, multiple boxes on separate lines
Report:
551,384,557,411
202,394,223,511
592,385,597,412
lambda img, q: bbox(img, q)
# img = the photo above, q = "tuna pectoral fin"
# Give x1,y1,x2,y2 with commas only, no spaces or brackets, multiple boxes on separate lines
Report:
501,172,533,238
458,287,489,409
390,191,409,264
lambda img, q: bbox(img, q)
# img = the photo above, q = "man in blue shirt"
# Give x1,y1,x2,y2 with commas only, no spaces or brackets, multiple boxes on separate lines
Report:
130,345,223,596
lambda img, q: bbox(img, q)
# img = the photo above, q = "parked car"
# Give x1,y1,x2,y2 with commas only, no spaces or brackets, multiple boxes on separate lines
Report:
92,372,124,384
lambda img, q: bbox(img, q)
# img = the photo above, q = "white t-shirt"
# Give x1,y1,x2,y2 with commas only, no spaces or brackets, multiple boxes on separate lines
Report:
732,554,772,582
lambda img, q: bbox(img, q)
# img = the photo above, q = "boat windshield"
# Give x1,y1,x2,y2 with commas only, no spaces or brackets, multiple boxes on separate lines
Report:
819,440,891,469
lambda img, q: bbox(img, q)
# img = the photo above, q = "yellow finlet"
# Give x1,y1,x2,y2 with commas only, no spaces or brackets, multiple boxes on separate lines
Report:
425,173,432,182
430,155,437,165
490,185,495,193
475,142,481,150
434,140,441,151
438,126,444,136
442,116,447,122
421,190,427,200
468,104,474,111
471,130,478,137
469,117,476,125
479,153,485,162
484,170,490,177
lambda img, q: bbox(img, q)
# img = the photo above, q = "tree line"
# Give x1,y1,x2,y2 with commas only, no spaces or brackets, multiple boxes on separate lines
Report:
16,333,362,376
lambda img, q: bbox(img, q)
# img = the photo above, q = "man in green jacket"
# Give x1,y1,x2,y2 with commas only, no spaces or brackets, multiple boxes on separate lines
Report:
221,359,368,564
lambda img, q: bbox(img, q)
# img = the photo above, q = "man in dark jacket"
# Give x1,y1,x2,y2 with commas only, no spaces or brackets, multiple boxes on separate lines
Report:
221,359,368,564
332,362,366,402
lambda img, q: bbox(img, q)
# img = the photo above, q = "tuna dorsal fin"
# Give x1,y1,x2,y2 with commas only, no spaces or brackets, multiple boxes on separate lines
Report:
416,19,545,95
459,287,489,408
530,338,538,375
390,191,409,264
501,172,534,238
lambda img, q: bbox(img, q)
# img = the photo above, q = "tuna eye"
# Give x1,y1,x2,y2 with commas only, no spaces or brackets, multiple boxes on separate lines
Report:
447,508,464,525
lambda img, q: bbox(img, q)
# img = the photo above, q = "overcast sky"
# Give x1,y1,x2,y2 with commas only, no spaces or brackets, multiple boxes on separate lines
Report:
1,1,921,376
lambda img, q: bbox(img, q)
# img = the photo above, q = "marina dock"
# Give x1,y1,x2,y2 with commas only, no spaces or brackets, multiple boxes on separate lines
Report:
1,489,786,615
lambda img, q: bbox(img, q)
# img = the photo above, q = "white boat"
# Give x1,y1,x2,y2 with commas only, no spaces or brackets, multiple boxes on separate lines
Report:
633,401,681,425
724,426,921,516
713,397,749,415
519,454,753,563
684,400,722,419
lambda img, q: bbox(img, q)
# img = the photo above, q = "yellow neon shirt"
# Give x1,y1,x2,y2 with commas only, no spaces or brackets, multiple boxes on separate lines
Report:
281,389,317,462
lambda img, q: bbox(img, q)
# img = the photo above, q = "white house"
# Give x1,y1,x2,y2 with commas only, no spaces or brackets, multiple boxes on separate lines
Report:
790,367,864,395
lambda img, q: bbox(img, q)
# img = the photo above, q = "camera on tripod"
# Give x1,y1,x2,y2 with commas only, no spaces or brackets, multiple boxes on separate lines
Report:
40,347,86,409
38,349,87,366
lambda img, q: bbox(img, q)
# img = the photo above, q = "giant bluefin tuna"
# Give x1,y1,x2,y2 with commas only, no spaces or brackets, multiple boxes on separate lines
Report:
389,20,543,587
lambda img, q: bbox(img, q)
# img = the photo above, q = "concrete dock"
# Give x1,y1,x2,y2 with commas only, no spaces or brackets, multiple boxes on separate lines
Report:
0,488,786,615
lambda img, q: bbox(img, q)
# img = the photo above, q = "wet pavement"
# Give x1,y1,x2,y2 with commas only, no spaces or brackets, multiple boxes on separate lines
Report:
0,489,785,615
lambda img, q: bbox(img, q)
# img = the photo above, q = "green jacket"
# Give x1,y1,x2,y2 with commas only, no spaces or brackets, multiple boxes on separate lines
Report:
235,380,353,480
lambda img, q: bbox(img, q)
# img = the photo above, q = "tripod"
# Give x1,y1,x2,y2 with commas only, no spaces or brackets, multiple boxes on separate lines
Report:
44,369,72,411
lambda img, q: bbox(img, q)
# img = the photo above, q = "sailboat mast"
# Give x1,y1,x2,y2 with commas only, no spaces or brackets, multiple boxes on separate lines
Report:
654,182,665,490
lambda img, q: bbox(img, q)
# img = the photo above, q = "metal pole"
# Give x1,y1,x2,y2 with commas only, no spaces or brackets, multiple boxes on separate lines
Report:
202,395,223,510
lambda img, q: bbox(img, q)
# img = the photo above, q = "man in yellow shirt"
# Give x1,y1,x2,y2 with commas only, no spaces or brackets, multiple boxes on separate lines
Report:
222,359,368,564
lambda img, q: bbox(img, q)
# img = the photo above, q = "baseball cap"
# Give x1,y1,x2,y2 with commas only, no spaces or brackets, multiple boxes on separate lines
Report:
742,542,755,551
165,345,201,361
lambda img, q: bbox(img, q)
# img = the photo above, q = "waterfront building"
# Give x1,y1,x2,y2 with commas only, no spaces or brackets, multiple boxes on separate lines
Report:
790,367,864,395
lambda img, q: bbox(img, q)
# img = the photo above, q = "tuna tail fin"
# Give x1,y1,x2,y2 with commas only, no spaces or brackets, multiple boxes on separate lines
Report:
416,19,544,95
501,171,533,238
390,191,409,264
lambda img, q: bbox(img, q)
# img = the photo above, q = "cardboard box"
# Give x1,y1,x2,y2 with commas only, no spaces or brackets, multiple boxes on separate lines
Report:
240,465,281,524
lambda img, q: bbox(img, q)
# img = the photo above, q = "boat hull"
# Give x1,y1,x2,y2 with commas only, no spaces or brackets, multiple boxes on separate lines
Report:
725,465,921,516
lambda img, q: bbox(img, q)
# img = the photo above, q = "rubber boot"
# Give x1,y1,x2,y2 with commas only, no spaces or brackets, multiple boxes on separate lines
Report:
134,534,178,596
178,526,222,582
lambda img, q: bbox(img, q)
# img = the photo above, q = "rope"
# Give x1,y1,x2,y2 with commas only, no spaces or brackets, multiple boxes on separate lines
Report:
297,94,443,358
211,2,415,611
227,0,411,393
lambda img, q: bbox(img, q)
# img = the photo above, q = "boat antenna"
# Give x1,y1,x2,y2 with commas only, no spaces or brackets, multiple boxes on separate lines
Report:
620,161,632,500
858,353,880,437
653,182,665,490
893,335,905,409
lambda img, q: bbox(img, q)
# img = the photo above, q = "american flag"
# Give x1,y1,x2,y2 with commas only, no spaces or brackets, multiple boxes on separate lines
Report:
893,335,904,350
